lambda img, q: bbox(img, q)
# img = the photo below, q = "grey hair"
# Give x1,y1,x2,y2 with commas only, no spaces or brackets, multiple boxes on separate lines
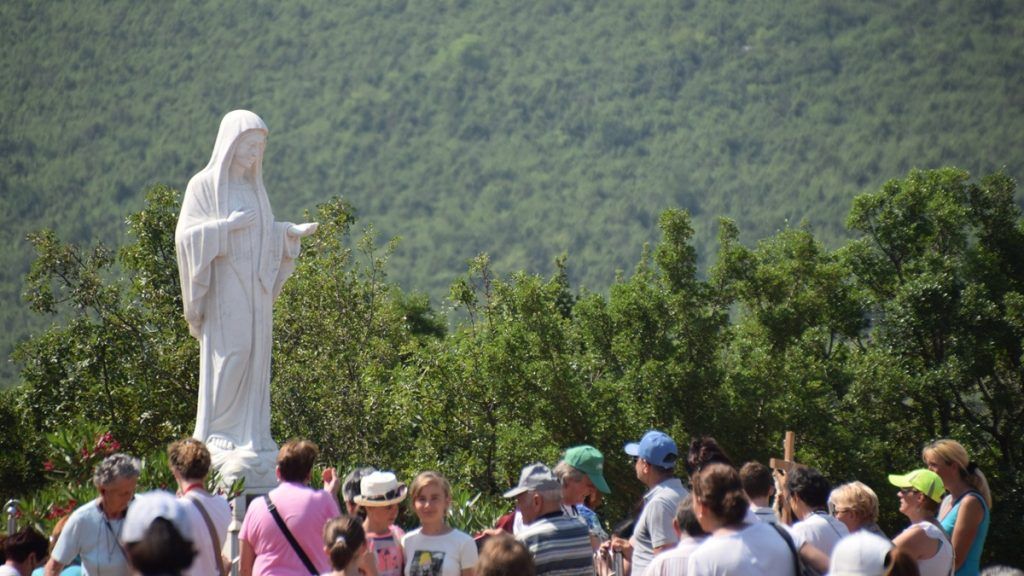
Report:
93,453,141,487
553,461,586,485
534,484,563,505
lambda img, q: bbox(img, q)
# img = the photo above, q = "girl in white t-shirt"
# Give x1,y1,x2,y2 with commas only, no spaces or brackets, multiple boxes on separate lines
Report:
402,472,477,576
687,463,795,576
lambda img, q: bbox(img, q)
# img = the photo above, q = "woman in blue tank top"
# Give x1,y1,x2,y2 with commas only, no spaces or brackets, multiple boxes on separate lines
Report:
922,439,992,576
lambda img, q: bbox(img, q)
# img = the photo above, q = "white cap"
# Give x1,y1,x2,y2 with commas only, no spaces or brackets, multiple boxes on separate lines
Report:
829,531,893,576
122,490,193,544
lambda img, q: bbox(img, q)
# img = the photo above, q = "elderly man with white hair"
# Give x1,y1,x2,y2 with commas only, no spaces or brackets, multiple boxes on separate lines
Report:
45,453,141,576
504,463,595,576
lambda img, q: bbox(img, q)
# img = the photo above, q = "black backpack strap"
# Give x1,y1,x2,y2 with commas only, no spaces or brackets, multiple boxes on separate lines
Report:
265,495,318,575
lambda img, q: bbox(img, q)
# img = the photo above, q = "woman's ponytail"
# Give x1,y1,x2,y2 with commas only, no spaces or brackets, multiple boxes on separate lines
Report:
323,516,367,571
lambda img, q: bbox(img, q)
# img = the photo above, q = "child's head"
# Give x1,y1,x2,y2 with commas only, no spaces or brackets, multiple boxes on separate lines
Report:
476,533,536,576
410,471,452,525
364,503,400,527
342,466,377,517
323,516,367,571
355,471,407,528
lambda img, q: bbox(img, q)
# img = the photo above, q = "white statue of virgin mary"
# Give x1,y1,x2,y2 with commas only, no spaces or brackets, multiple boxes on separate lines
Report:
175,110,316,487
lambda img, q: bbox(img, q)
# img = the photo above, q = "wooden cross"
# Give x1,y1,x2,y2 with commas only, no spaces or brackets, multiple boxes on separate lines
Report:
769,430,799,525
769,430,797,472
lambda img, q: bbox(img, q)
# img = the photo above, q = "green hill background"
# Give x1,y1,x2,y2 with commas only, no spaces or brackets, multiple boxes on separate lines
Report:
2,0,1023,388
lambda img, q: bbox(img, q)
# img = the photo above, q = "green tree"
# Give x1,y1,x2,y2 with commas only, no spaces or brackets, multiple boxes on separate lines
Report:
844,168,1024,561
710,219,866,472
13,184,197,450
270,198,445,468
395,254,587,493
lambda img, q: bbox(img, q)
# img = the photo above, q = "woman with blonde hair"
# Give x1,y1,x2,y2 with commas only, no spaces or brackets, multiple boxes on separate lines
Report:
402,472,477,576
888,469,953,576
829,481,887,537
922,440,991,576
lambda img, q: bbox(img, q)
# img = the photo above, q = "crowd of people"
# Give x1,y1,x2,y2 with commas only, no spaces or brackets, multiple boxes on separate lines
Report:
1,433,1016,576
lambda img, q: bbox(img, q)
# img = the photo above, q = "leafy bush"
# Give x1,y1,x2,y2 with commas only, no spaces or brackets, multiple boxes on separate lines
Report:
6,170,1024,565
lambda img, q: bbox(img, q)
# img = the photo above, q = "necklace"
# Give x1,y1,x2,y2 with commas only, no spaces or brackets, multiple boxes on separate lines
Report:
104,517,125,556
182,481,206,495
97,501,128,564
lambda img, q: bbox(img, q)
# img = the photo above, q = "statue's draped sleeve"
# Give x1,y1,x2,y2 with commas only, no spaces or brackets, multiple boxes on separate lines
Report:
175,172,226,339
272,221,302,299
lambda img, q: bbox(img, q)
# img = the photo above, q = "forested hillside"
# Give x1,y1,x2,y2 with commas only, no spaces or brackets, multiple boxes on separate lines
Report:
2,0,1023,387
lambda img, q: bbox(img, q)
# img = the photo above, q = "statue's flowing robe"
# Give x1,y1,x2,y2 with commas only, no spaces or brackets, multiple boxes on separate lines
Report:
175,110,300,452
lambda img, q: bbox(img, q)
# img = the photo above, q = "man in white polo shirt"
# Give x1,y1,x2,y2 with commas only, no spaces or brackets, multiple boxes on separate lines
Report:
786,466,848,558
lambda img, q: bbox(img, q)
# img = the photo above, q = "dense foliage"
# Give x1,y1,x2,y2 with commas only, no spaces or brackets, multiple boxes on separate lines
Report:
3,169,1022,566
3,0,1024,387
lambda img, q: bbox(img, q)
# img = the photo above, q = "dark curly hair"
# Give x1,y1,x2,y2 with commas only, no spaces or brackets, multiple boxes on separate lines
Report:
685,436,734,476
785,466,831,509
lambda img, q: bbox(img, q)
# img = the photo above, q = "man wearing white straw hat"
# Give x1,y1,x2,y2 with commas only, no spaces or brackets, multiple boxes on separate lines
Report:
356,471,409,576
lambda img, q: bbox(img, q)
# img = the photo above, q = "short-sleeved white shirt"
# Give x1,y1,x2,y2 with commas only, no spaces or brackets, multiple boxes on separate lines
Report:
52,500,131,576
642,535,707,576
402,528,478,576
181,490,232,576
687,522,794,576
790,511,848,557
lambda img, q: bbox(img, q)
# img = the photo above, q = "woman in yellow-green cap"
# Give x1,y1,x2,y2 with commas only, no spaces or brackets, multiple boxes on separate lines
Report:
889,468,954,576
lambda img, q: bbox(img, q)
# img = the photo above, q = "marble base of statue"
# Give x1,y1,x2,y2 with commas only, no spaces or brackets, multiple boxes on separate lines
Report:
207,436,279,492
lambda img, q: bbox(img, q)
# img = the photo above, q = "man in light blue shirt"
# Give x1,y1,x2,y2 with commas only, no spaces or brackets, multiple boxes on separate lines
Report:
613,430,688,576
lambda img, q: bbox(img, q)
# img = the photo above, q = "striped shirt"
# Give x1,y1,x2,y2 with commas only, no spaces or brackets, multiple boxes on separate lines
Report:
517,511,596,576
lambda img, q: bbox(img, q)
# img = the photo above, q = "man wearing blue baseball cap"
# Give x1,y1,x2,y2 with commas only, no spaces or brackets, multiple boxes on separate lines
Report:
614,430,688,576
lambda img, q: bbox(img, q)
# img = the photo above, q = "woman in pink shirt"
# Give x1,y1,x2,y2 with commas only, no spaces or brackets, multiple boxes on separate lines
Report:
240,440,341,576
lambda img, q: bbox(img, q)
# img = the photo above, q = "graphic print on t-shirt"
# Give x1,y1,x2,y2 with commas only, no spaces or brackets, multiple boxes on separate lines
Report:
369,531,404,576
374,544,403,576
409,550,446,576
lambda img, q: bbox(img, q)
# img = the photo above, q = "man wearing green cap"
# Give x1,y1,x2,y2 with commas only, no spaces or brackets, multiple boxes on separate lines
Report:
506,445,612,543
555,445,611,544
